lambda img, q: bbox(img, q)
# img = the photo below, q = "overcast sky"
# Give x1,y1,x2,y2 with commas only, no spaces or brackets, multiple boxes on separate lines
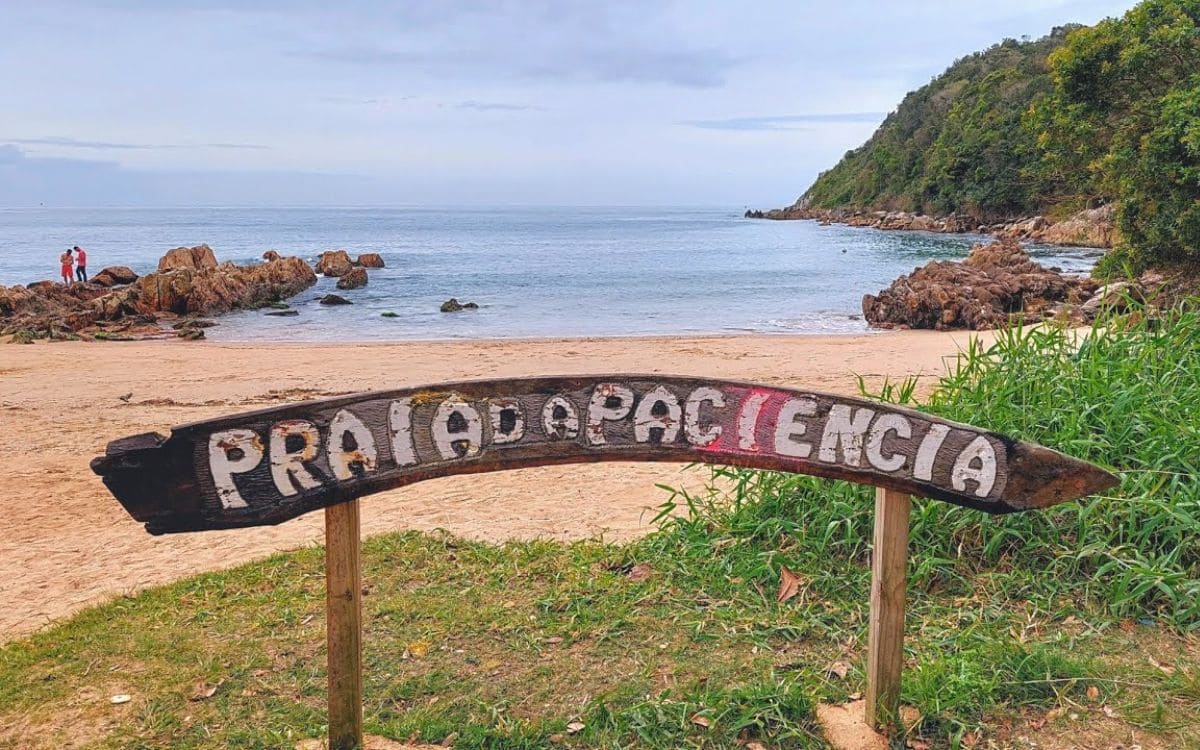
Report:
0,0,1135,207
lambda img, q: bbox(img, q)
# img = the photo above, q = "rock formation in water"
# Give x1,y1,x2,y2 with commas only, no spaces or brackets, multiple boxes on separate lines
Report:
355,253,385,268
336,267,368,290
315,249,354,277
862,239,1100,330
440,298,479,313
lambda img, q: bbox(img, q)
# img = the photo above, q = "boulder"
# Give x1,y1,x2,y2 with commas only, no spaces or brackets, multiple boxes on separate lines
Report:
136,256,317,316
262,250,282,262
862,239,1100,330
91,266,139,287
320,294,354,305
1033,205,1116,248
355,253,385,268
158,244,218,272
1081,281,1137,313
440,297,479,313
264,309,299,317
316,249,354,277
336,268,368,290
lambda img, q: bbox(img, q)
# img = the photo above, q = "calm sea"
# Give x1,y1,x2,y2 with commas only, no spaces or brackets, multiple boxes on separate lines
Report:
0,206,1103,341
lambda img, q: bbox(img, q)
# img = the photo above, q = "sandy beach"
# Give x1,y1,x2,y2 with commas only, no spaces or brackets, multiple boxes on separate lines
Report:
0,330,996,643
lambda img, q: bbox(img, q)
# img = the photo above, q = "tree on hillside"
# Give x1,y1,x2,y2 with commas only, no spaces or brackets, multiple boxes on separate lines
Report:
1036,0,1200,269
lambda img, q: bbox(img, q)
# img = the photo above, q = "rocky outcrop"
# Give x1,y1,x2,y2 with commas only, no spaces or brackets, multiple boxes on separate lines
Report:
336,268,368,290
320,294,353,305
862,239,1100,330
2,247,316,339
91,266,139,287
749,204,1117,249
158,244,218,272
262,250,282,262
0,281,115,337
316,250,353,277
1009,205,1116,247
440,298,479,313
137,255,316,315
355,253,385,268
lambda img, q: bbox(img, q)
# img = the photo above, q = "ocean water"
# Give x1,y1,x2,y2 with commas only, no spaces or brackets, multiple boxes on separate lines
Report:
0,206,1104,341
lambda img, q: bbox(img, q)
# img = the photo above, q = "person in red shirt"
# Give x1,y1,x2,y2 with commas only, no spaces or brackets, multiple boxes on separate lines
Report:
73,245,88,282
60,249,74,285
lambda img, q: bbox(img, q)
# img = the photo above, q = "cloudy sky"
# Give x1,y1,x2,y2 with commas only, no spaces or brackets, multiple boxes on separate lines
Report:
1,0,1134,207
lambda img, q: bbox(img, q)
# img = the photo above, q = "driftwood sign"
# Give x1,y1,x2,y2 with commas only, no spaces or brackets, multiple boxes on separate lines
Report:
93,375,1114,534
91,374,1117,746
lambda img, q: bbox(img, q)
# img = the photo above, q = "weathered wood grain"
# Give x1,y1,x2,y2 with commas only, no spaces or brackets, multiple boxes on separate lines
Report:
91,375,1118,534
325,500,363,750
865,488,911,730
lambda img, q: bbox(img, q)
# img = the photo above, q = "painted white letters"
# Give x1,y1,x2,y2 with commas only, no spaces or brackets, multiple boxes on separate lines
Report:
208,429,264,509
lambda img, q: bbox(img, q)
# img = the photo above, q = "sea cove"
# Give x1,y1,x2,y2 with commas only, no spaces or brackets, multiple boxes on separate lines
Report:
0,206,1103,341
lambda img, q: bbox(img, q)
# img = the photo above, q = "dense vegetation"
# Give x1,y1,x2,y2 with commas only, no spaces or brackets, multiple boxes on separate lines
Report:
801,0,1200,270
3,305,1199,748
1035,0,1200,271
802,30,1071,221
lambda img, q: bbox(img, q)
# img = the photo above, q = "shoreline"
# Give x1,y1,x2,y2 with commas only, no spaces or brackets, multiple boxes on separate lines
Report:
745,205,1115,250
0,329,994,643
199,327,885,346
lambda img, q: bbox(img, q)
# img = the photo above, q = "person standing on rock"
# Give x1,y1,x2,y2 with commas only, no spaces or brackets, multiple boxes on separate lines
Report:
73,246,88,282
59,248,74,285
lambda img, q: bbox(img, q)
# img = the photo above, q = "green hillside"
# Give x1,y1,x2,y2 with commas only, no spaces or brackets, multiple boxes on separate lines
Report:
798,0,1200,271
801,30,1074,221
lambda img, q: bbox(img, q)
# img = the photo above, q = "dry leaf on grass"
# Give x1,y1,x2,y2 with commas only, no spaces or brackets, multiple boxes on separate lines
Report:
776,566,803,603
744,742,768,750
566,721,585,735
1086,685,1100,702
1102,704,1121,718
690,713,711,728
826,660,851,679
109,694,131,705
189,681,221,701
627,563,653,581
1148,656,1176,676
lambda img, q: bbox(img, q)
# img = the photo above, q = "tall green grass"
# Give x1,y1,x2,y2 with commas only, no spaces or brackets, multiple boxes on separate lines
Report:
655,305,1200,629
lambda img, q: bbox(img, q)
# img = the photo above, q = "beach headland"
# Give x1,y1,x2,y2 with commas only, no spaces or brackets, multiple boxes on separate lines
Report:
0,330,998,643
745,203,1116,249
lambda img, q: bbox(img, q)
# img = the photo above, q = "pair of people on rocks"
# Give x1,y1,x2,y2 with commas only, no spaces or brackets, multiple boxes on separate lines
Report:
59,246,88,284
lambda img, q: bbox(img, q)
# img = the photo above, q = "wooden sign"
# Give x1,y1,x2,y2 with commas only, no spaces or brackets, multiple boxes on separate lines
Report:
93,375,1116,534
91,374,1117,746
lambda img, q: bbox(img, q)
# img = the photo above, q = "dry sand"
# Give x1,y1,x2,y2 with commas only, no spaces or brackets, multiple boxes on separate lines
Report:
0,330,996,643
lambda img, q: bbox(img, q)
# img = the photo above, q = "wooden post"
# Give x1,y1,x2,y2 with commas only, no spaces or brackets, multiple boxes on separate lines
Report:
865,487,911,732
326,499,364,750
